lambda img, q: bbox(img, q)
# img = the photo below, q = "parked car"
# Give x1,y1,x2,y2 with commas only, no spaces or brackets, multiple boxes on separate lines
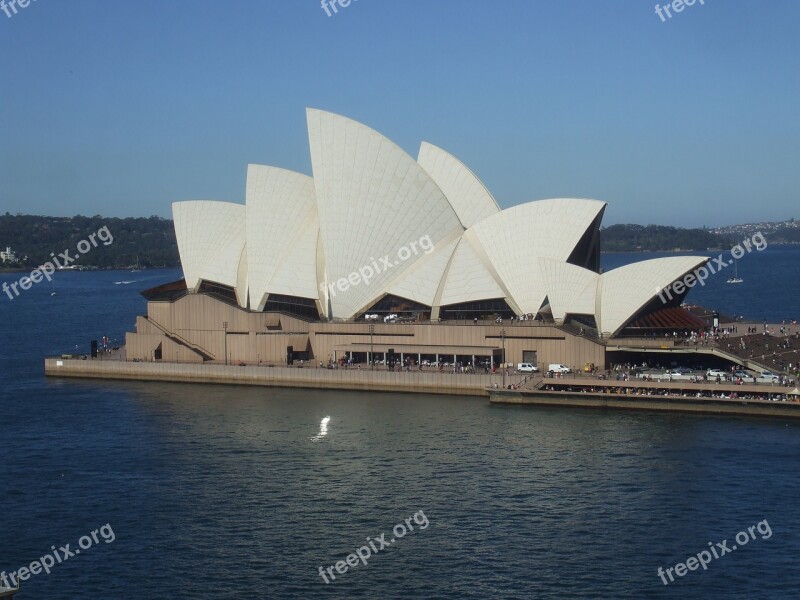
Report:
663,369,692,380
706,369,728,380
733,370,755,382
759,371,781,383
548,363,572,374
517,363,539,373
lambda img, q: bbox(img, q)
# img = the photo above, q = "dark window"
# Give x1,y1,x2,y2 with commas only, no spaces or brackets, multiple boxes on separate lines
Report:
359,295,430,320
440,298,515,321
567,210,604,273
616,296,708,338
263,295,320,321
140,279,188,302
565,314,598,332
198,281,239,305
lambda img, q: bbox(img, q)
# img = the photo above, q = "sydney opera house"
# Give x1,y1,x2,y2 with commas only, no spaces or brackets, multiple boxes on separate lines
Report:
125,109,710,369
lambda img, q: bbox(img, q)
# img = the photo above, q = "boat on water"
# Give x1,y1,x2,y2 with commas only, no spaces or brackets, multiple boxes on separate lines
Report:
727,259,743,284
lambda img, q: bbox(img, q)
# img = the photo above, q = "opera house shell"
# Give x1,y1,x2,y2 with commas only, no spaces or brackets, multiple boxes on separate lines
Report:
167,108,708,338
124,108,718,373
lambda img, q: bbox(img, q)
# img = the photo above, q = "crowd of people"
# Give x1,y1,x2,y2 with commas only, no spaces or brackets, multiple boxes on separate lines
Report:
323,356,495,375
539,383,798,403
721,321,800,376
492,313,537,325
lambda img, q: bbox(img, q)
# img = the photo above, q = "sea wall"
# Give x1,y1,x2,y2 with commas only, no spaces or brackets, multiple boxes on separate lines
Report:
490,389,800,418
44,358,508,397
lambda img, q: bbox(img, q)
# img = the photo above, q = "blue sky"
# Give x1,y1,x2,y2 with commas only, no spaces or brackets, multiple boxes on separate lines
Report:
1,0,798,226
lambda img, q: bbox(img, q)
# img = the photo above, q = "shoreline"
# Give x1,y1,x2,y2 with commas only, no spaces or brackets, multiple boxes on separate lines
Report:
489,382,800,419
45,358,800,419
44,357,505,397
490,390,800,419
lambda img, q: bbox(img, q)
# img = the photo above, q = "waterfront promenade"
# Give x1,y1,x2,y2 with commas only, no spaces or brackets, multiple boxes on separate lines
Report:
0,585,18,599
44,357,515,397
44,356,800,420
491,375,800,419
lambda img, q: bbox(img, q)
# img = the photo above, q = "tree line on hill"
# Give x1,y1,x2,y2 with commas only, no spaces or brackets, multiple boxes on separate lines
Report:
601,223,800,251
0,213,179,269
2,214,797,270
599,224,735,252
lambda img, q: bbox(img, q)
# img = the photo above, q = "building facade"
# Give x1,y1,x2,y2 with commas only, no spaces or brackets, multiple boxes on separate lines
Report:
125,109,710,370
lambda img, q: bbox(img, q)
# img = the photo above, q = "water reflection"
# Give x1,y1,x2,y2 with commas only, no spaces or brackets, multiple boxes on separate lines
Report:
311,416,330,441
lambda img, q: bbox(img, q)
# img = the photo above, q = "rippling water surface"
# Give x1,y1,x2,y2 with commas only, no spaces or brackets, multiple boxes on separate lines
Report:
1,257,799,599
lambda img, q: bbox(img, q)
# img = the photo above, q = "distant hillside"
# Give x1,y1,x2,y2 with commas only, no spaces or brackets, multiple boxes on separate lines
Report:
0,213,179,269
2,213,796,269
712,217,800,245
602,218,800,252
600,224,735,252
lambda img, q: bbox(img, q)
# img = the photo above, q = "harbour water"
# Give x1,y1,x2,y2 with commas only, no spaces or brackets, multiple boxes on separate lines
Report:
601,245,800,323
1,247,799,598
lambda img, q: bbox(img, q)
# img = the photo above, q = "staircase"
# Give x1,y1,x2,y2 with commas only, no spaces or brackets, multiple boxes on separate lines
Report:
144,317,216,361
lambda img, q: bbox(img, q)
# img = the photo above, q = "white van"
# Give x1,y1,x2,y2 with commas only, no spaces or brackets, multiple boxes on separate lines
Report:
517,363,539,373
548,363,572,374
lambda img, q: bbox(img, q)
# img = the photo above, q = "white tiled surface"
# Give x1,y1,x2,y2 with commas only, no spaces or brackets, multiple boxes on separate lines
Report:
173,200,247,295
307,108,464,319
245,165,319,310
417,141,500,229
538,258,598,321
470,198,606,313
597,256,709,335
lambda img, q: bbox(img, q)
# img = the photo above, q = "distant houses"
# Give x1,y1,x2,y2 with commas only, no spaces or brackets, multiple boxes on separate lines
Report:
0,246,17,263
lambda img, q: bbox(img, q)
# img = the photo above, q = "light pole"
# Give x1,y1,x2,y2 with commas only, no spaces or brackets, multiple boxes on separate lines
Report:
501,327,506,387
369,323,375,371
223,321,228,365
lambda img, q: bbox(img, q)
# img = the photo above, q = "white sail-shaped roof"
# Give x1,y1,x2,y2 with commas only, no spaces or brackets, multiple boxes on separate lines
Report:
168,108,711,336
307,108,464,319
438,235,508,307
173,200,246,293
387,237,460,306
417,142,500,228
266,210,321,301
597,256,709,336
468,199,606,314
538,259,598,321
245,165,320,310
